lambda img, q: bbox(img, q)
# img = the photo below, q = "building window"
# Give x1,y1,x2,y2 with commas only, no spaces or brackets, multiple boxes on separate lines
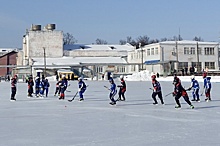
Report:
184,47,189,54
151,48,154,55
190,47,195,54
192,62,202,72
117,66,126,73
205,62,215,69
131,53,133,60
204,47,214,55
198,47,202,55
155,47,158,55
96,66,103,73
131,65,135,72
178,62,188,70
147,49,150,56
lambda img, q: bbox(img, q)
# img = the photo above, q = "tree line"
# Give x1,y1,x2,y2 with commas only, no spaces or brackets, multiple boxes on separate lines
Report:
63,32,204,48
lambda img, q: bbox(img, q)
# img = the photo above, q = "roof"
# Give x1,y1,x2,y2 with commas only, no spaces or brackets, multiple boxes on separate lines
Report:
63,43,135,51
0,50,18,58
32,56,128,67
159,40,219,45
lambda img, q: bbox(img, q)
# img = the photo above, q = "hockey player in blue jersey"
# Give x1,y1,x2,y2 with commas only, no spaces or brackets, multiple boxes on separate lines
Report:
151,75,164,105
187,75,200,102
107,78,117,105
202,72,211,101
78,77,87,101
44,78,50,97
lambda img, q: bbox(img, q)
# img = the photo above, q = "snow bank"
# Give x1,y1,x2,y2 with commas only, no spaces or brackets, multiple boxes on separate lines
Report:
124,70,220,82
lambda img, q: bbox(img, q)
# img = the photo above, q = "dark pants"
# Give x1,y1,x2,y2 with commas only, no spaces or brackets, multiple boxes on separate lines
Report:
109,92,117,103
118,89,126,100
205,88,211,100
152,91,164,104
175,95,192,107
55,87,60,95
11,87,16,99
28,86,33,96
192,88,200,100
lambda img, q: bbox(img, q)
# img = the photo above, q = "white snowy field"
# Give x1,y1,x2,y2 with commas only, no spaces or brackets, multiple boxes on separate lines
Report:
0,80,220,146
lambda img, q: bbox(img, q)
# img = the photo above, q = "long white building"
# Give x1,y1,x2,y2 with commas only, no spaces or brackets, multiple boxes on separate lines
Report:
127,40,219,76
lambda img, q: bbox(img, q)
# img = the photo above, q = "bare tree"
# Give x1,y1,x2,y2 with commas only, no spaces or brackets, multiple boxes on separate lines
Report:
193,36,204,41
95,38,108,44
136,35,150,46
63,32,77,45
119,40,126,45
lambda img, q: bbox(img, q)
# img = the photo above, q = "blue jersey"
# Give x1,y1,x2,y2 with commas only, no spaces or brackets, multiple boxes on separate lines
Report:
35,78,40,87
204,77,211,89
152,80,161,92
110,83,117,94
44,80,50,89
78,81,86,90
191,79,200,89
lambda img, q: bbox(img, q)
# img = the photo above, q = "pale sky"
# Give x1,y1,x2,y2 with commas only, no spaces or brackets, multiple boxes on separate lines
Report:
0,0,220,48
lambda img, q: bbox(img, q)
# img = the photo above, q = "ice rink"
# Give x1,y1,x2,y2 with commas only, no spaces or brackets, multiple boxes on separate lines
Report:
0,80,220,146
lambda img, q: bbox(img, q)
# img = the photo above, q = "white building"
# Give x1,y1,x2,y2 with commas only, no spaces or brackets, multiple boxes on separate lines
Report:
128,40,219,76
22,24,63,66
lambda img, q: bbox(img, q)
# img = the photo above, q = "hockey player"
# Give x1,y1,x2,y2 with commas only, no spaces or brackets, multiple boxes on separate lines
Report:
78,77,87,101
44,78,50,97
117,75,126,101
186,75,200,102
173,77,194,109
151,75,164,105
107,78,117,105
54,79,61,96
35,76,40,97
39,79,45,97
202,72,211,101
10,74,18,101
27,75,34,97
59,75,67,100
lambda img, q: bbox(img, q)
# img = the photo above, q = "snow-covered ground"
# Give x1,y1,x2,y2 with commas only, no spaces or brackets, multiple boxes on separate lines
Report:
124,70,220,82
0,79,220,146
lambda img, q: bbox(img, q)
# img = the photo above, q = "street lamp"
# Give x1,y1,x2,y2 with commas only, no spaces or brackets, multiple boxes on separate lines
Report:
43,47,46,77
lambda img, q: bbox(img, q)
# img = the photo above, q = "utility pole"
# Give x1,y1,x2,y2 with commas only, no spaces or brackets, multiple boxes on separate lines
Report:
196,42,199,72
139,43,143,70
43,47,46,77
175,41,178,71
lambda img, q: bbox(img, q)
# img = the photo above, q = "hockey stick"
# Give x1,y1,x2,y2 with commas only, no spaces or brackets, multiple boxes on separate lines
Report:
104,85,108,89
165,92,173,97
68,91,78,102
200,89,204,96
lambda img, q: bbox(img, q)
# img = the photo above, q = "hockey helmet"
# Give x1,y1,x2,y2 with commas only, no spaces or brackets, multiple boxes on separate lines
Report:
120,75,124,79
78,77,83,81
14,74,18,78
191,75,195,80
151,75,156,80
109,78,114,83
173,77,180,85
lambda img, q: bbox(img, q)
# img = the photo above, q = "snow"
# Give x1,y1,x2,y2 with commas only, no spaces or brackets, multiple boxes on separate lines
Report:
0,78,220,146
125,70,220,82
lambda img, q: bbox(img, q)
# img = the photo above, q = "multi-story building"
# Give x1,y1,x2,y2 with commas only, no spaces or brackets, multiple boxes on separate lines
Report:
127,40,219,76
22,24,63,65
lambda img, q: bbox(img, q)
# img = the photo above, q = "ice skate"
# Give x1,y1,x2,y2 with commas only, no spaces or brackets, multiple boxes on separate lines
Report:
190,105,194,109
175,105,181,109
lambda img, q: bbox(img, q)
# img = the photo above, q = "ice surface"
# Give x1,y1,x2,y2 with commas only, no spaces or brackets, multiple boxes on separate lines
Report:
0,80,220,146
